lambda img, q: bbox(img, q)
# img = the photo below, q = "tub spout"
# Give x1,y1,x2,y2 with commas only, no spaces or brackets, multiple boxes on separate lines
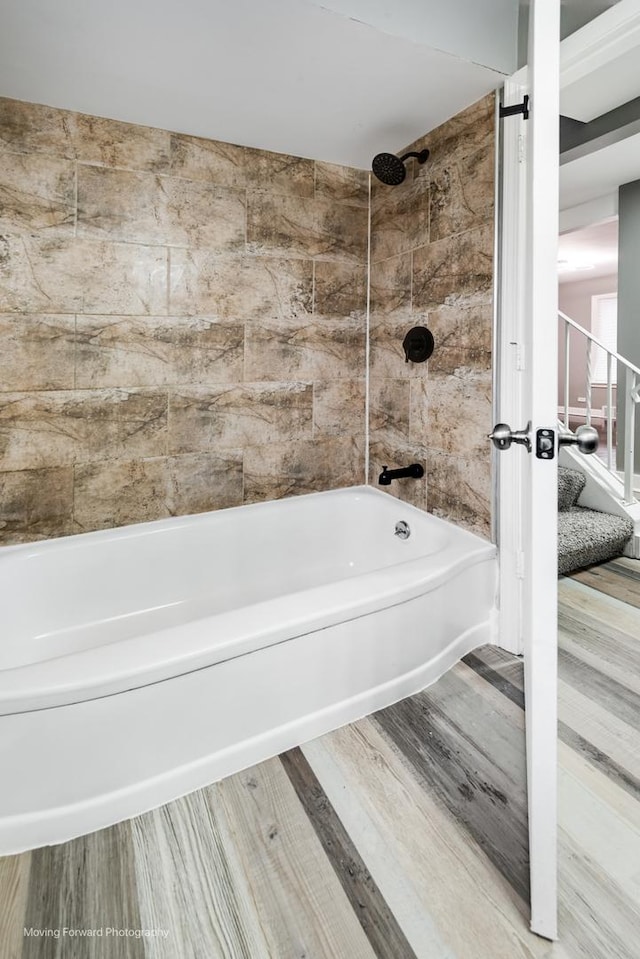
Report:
378,464,424,485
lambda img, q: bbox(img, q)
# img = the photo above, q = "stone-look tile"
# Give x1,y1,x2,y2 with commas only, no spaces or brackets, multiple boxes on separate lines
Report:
245,148,315,197
426,367,492,456
0,314,75,390
245,191,317,260
243,435,364,502
0,98,171,172
74,114,171,173
73,452,243,531
244,316,364,382
168,383,313,454
317,200,368,263
313,261,366,317
169,251,313,319
369,379,411,445
370,174,429,263
0,467,74,544
0,234,167,314
74,457,168,530
369,252,411,316
426,297,493,374
314,162,369,208
0,389,167,471
313,380,366,437
77,166,246,250
427,301,493,360
75,315,244,388
0,153,75,235
429,346,491,376
169,133,247,187
402,93,495,171
409,377,429,442
368,438,427,511
369,312,428,380
0,98,79,160
166,451,243,516
412,222,494,311
246,192,367,262
427,449,491,538
429,143,494,242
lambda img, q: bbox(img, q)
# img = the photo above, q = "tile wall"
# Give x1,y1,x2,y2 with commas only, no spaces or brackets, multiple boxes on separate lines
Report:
368,94,495,537
0,99,368,543
0,93,495,545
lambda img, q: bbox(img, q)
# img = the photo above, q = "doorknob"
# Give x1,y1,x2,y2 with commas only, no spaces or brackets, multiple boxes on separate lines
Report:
558,425,599,455
488,422,531,452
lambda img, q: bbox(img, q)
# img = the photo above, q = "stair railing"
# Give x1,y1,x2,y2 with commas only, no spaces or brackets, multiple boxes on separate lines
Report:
559,310,640,505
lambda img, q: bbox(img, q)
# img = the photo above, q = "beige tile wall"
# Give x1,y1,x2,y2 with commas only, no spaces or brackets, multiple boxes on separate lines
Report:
0,93,495,545
368,94,495,537
0,99,368,543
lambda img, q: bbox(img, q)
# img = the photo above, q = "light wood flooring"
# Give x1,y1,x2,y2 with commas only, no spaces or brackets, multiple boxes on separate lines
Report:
1,559,639,958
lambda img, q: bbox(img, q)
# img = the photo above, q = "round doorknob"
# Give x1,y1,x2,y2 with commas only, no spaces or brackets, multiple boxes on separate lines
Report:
558,425,598,455
488,423,513,450
575,425,599,454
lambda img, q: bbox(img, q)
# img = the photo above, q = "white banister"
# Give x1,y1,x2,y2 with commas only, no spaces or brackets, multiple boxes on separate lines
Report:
607,352,613,471
564,322,570,430
559,310,639,506
559,311,640,377
586,338,593,428
624,368,636,505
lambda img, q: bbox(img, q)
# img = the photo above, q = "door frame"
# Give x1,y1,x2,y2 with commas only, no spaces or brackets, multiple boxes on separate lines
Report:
495,0,560,940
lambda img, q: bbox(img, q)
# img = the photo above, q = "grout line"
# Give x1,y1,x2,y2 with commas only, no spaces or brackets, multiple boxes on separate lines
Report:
73,314,77,390
71,462,76,532
242,323,248,383
244,188,248,249
74,162,78,237
410,249,413,312
165,390,170,457
166,247,171,315
364,173,371,486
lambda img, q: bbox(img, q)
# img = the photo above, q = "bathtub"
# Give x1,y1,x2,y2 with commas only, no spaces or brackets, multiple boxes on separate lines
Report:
0,486,496,853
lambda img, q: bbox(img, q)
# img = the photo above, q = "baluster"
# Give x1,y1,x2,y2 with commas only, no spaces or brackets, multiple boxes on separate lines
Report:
586,339,593,428
606,352,613,471
624,367,636,504
564,321,570,429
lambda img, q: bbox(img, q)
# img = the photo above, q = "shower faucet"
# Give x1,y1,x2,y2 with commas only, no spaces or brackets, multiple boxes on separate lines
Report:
378,464,425,485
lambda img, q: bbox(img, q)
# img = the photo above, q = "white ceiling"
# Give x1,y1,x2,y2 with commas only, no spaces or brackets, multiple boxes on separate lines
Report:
560,0,640,120
558,218,618,283
0,0,513,169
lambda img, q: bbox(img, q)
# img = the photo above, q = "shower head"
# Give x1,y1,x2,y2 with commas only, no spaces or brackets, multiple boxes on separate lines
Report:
371,148,429,186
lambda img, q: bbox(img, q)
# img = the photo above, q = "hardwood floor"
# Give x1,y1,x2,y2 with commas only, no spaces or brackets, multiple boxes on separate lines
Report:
1,560,639,958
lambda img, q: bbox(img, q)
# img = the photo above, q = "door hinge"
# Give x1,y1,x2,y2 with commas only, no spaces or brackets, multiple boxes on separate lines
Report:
499,95,530,120
516,551,525,580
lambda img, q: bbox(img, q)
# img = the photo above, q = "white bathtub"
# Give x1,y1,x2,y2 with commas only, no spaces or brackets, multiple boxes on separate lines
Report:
0,486,496,853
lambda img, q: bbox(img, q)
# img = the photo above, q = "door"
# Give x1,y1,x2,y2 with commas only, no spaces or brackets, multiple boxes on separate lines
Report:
494,0,561,940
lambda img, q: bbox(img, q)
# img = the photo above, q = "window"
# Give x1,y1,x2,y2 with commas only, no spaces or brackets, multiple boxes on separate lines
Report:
590,293,617,384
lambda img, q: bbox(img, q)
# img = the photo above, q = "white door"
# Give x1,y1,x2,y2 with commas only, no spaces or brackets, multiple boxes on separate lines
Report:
494,0,561,941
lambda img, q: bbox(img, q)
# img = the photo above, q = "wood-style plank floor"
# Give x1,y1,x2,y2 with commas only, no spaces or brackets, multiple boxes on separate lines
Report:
1,560,639,958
